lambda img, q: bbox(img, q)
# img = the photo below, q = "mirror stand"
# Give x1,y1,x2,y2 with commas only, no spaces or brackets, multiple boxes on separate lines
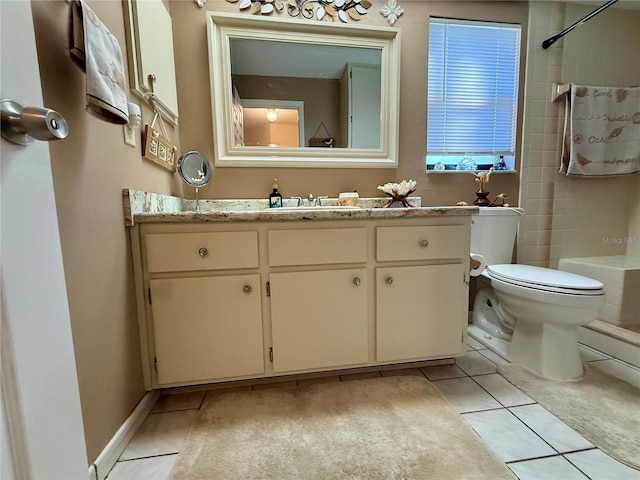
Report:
177,151,212,212
194,187,201,212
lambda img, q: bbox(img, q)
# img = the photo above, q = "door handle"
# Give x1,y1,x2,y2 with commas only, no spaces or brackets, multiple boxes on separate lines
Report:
1,98,68,145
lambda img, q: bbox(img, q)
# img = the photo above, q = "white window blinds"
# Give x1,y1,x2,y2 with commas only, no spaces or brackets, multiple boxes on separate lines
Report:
427,19,521,155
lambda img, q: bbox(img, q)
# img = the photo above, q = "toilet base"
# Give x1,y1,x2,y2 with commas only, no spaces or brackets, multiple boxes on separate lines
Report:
467,324,510,358
471,287,514,341
507,320,584,380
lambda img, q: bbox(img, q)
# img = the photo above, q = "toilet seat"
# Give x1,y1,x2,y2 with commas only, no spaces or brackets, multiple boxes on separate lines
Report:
486,264,604,296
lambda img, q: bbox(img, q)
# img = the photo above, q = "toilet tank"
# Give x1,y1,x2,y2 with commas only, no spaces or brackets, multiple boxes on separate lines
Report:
471,207,523,266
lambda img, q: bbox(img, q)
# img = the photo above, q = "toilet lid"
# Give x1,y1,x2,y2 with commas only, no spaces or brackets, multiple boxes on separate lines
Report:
487,264,604,293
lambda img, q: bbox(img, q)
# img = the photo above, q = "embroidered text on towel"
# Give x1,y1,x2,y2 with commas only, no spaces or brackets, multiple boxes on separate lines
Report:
561,85,640,176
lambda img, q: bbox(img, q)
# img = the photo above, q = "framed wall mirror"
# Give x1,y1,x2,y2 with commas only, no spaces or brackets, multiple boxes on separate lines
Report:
207,12,401,168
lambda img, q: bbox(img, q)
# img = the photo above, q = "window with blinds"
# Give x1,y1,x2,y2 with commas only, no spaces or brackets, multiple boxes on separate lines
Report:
426,18,521,171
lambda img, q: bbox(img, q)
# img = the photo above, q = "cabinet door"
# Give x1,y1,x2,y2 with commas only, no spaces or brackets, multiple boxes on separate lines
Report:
376,264,466,362
270,269,368,373
150,274,263,385
124,0,179,122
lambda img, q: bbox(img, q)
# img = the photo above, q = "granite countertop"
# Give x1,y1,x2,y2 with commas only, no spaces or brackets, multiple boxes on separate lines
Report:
123,189,479,226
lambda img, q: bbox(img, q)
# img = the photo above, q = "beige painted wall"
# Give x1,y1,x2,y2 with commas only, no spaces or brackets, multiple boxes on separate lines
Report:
30,0,182,463
170,1,528,206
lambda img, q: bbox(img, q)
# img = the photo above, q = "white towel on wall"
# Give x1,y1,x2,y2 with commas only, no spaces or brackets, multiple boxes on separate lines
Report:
561,85,640,176
69,0,129,124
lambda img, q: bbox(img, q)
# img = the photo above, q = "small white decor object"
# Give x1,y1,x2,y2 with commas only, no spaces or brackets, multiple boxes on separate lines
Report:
377,179,417,207
380,0,403,25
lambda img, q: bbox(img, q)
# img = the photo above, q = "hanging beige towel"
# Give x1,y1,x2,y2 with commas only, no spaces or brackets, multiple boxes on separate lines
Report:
561,85,640,176
69,0,128,124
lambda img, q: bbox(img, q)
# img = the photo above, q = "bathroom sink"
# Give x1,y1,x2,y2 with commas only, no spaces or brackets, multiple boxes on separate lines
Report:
276,206,361,211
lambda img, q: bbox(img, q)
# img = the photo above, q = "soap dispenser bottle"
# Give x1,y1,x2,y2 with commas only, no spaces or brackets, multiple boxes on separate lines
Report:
269,179,283,208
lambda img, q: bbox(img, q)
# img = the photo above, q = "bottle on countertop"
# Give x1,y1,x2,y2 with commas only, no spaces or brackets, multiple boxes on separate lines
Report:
269,178,283,208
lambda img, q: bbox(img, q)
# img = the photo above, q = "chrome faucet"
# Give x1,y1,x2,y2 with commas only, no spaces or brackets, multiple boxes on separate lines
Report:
289,194,328,207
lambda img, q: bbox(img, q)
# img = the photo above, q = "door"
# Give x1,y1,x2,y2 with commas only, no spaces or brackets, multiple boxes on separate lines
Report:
150,275,264,385
1,2,88,478
376,264,467,362
348,64,381,148
270,269,368,372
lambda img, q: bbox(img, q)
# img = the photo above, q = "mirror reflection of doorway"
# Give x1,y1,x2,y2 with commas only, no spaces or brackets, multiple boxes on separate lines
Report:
241,99,304,147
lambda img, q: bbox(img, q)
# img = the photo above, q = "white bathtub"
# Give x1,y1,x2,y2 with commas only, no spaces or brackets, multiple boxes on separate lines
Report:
559,255,640,330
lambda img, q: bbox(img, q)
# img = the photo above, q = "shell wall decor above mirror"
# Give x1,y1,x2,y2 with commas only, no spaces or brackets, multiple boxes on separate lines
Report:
227,0,372,22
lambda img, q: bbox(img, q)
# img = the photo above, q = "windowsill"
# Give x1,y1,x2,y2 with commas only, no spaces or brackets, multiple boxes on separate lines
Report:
425,169,517,174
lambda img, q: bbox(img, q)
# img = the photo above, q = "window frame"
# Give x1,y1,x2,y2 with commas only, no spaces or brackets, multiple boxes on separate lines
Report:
426,17,523,172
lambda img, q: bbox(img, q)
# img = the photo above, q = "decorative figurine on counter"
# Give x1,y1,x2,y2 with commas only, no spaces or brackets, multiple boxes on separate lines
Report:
377,179,417,208
491,193,510,207
470,167,493,206
459,169,509,207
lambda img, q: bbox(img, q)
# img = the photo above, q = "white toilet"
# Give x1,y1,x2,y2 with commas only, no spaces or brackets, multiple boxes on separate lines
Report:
469,207,605,380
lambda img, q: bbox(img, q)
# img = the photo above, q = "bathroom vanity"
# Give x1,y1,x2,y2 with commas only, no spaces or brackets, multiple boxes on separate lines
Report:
124,191,477,390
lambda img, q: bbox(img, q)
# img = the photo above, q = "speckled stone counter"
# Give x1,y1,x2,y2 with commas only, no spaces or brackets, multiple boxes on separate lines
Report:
123,189,478,226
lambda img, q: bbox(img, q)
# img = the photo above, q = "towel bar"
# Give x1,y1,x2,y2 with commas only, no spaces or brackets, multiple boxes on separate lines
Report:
552,83,571,102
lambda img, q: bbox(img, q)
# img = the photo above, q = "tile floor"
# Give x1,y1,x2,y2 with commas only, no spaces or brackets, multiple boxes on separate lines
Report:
105,339,640,480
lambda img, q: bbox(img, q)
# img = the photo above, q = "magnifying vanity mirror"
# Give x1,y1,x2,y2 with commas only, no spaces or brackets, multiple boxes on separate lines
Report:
177,151,212,211
207,12,401,168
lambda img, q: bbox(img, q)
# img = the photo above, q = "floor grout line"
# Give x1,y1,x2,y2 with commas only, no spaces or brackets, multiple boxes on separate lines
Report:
106,341,638,480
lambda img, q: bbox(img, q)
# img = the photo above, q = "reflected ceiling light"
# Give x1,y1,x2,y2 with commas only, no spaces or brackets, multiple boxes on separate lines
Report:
266,108,278,122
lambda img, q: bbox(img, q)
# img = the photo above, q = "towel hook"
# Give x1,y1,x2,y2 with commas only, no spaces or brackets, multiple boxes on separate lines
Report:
147,74,156,93
146,74,163,113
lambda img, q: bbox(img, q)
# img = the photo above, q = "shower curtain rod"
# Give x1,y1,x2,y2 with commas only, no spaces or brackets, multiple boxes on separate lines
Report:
542,0,619,49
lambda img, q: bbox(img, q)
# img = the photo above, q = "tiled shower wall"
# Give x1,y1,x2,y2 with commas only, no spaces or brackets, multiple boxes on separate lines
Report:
518,2,640,268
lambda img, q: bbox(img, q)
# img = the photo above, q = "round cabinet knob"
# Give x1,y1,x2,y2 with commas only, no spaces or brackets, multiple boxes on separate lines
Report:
243,285,252,294
198,247,209,258
385,276,393,285
353,277,361,287
419,239,429,248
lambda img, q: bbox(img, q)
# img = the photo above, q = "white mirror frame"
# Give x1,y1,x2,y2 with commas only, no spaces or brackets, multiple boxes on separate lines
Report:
206,12,401,168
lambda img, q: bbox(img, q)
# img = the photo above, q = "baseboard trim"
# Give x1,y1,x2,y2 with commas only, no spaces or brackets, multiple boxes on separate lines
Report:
89,390,160,480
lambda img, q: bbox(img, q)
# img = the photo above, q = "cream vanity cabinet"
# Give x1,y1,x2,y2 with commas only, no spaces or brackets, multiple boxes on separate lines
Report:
375,226,468,362
143,230,264,386
268,228,369,373
132,216,471,389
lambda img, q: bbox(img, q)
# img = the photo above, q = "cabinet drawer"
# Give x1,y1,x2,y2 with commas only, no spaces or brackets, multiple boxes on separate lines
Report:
145,232,258,272
377,225,465,261
268,228,367,266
